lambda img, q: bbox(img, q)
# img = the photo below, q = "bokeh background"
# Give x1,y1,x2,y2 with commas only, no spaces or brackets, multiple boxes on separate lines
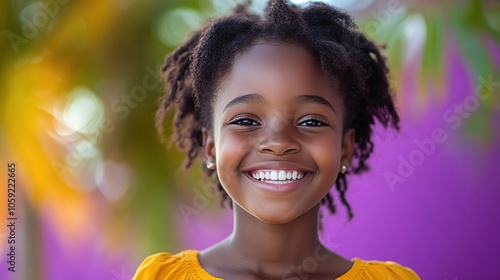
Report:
0,0,499,279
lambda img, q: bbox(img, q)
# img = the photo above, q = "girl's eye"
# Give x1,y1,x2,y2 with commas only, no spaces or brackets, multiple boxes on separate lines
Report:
298,119,329,127
229,117,260,126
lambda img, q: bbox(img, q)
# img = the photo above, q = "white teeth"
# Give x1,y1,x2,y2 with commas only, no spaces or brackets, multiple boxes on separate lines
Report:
250,170,306,181
270,171,278,180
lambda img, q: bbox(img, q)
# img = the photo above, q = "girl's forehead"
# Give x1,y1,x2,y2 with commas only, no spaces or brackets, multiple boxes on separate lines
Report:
221,42,335,90
213,41,343,115
222,42,324,88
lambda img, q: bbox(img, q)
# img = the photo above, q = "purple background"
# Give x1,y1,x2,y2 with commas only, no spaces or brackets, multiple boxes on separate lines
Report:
0,2,499,279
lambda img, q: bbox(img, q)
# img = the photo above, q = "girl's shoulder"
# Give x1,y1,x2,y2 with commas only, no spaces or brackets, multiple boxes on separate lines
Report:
132,249,221,280
132,250,419,280
337,258,420,280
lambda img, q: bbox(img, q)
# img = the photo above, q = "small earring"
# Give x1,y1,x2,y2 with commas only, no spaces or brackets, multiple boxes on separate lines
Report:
206,162,215,170
340,165,347,174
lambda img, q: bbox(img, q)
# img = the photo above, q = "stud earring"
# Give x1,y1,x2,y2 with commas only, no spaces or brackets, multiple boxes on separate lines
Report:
340,165,348,174
206,162,215,170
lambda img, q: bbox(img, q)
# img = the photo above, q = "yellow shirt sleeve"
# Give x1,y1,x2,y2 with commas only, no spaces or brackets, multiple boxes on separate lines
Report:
337,258,420,280
132,250,221,280
133,250,420,280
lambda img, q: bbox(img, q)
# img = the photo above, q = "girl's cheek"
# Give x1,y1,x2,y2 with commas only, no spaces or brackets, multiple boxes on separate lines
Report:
218,129,259,151
309,137,341,166
216,134,248,193
217,132,250,167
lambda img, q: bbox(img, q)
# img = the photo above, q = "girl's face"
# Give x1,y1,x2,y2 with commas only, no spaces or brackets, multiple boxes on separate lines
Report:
203,41,355,224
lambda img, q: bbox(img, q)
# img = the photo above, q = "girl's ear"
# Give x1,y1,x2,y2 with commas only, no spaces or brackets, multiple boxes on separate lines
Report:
341,128,355,168
202,128,216,166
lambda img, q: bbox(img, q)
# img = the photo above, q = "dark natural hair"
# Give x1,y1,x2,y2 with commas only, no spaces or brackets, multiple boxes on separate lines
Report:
156,0,399,220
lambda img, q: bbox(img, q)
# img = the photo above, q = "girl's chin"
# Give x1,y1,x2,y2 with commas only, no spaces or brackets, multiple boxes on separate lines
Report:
246,206,313,225
255,215,300,225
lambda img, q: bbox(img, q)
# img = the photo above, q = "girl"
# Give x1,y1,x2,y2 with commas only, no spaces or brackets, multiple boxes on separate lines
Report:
134,0,420,279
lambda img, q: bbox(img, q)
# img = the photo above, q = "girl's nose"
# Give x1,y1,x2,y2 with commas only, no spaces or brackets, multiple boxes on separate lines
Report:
257,124,301,156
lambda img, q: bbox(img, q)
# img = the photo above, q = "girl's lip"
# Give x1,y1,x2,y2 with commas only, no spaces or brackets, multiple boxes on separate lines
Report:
243,172,310,194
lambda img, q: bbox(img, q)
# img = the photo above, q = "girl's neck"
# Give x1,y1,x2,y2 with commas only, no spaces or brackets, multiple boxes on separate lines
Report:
226,203,325,264
199,203,353,279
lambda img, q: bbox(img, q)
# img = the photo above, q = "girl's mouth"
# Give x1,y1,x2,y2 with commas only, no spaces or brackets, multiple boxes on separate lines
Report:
244,169,310,193
249,169,305,183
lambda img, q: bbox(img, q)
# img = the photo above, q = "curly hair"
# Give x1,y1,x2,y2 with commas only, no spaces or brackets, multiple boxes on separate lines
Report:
155,0,400,220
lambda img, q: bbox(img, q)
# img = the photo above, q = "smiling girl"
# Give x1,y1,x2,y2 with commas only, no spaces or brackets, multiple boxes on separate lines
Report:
133,0,419,279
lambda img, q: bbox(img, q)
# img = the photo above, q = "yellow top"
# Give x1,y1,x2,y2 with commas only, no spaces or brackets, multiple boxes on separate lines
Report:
132,250,420,279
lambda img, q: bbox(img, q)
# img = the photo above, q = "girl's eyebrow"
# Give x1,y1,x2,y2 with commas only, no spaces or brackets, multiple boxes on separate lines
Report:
223,93,264,113
222,93,336,113
294,95,336,113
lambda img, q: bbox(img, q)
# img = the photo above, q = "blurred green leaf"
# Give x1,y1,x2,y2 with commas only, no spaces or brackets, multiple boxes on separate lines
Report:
464,0,500,41
419,13,445,98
